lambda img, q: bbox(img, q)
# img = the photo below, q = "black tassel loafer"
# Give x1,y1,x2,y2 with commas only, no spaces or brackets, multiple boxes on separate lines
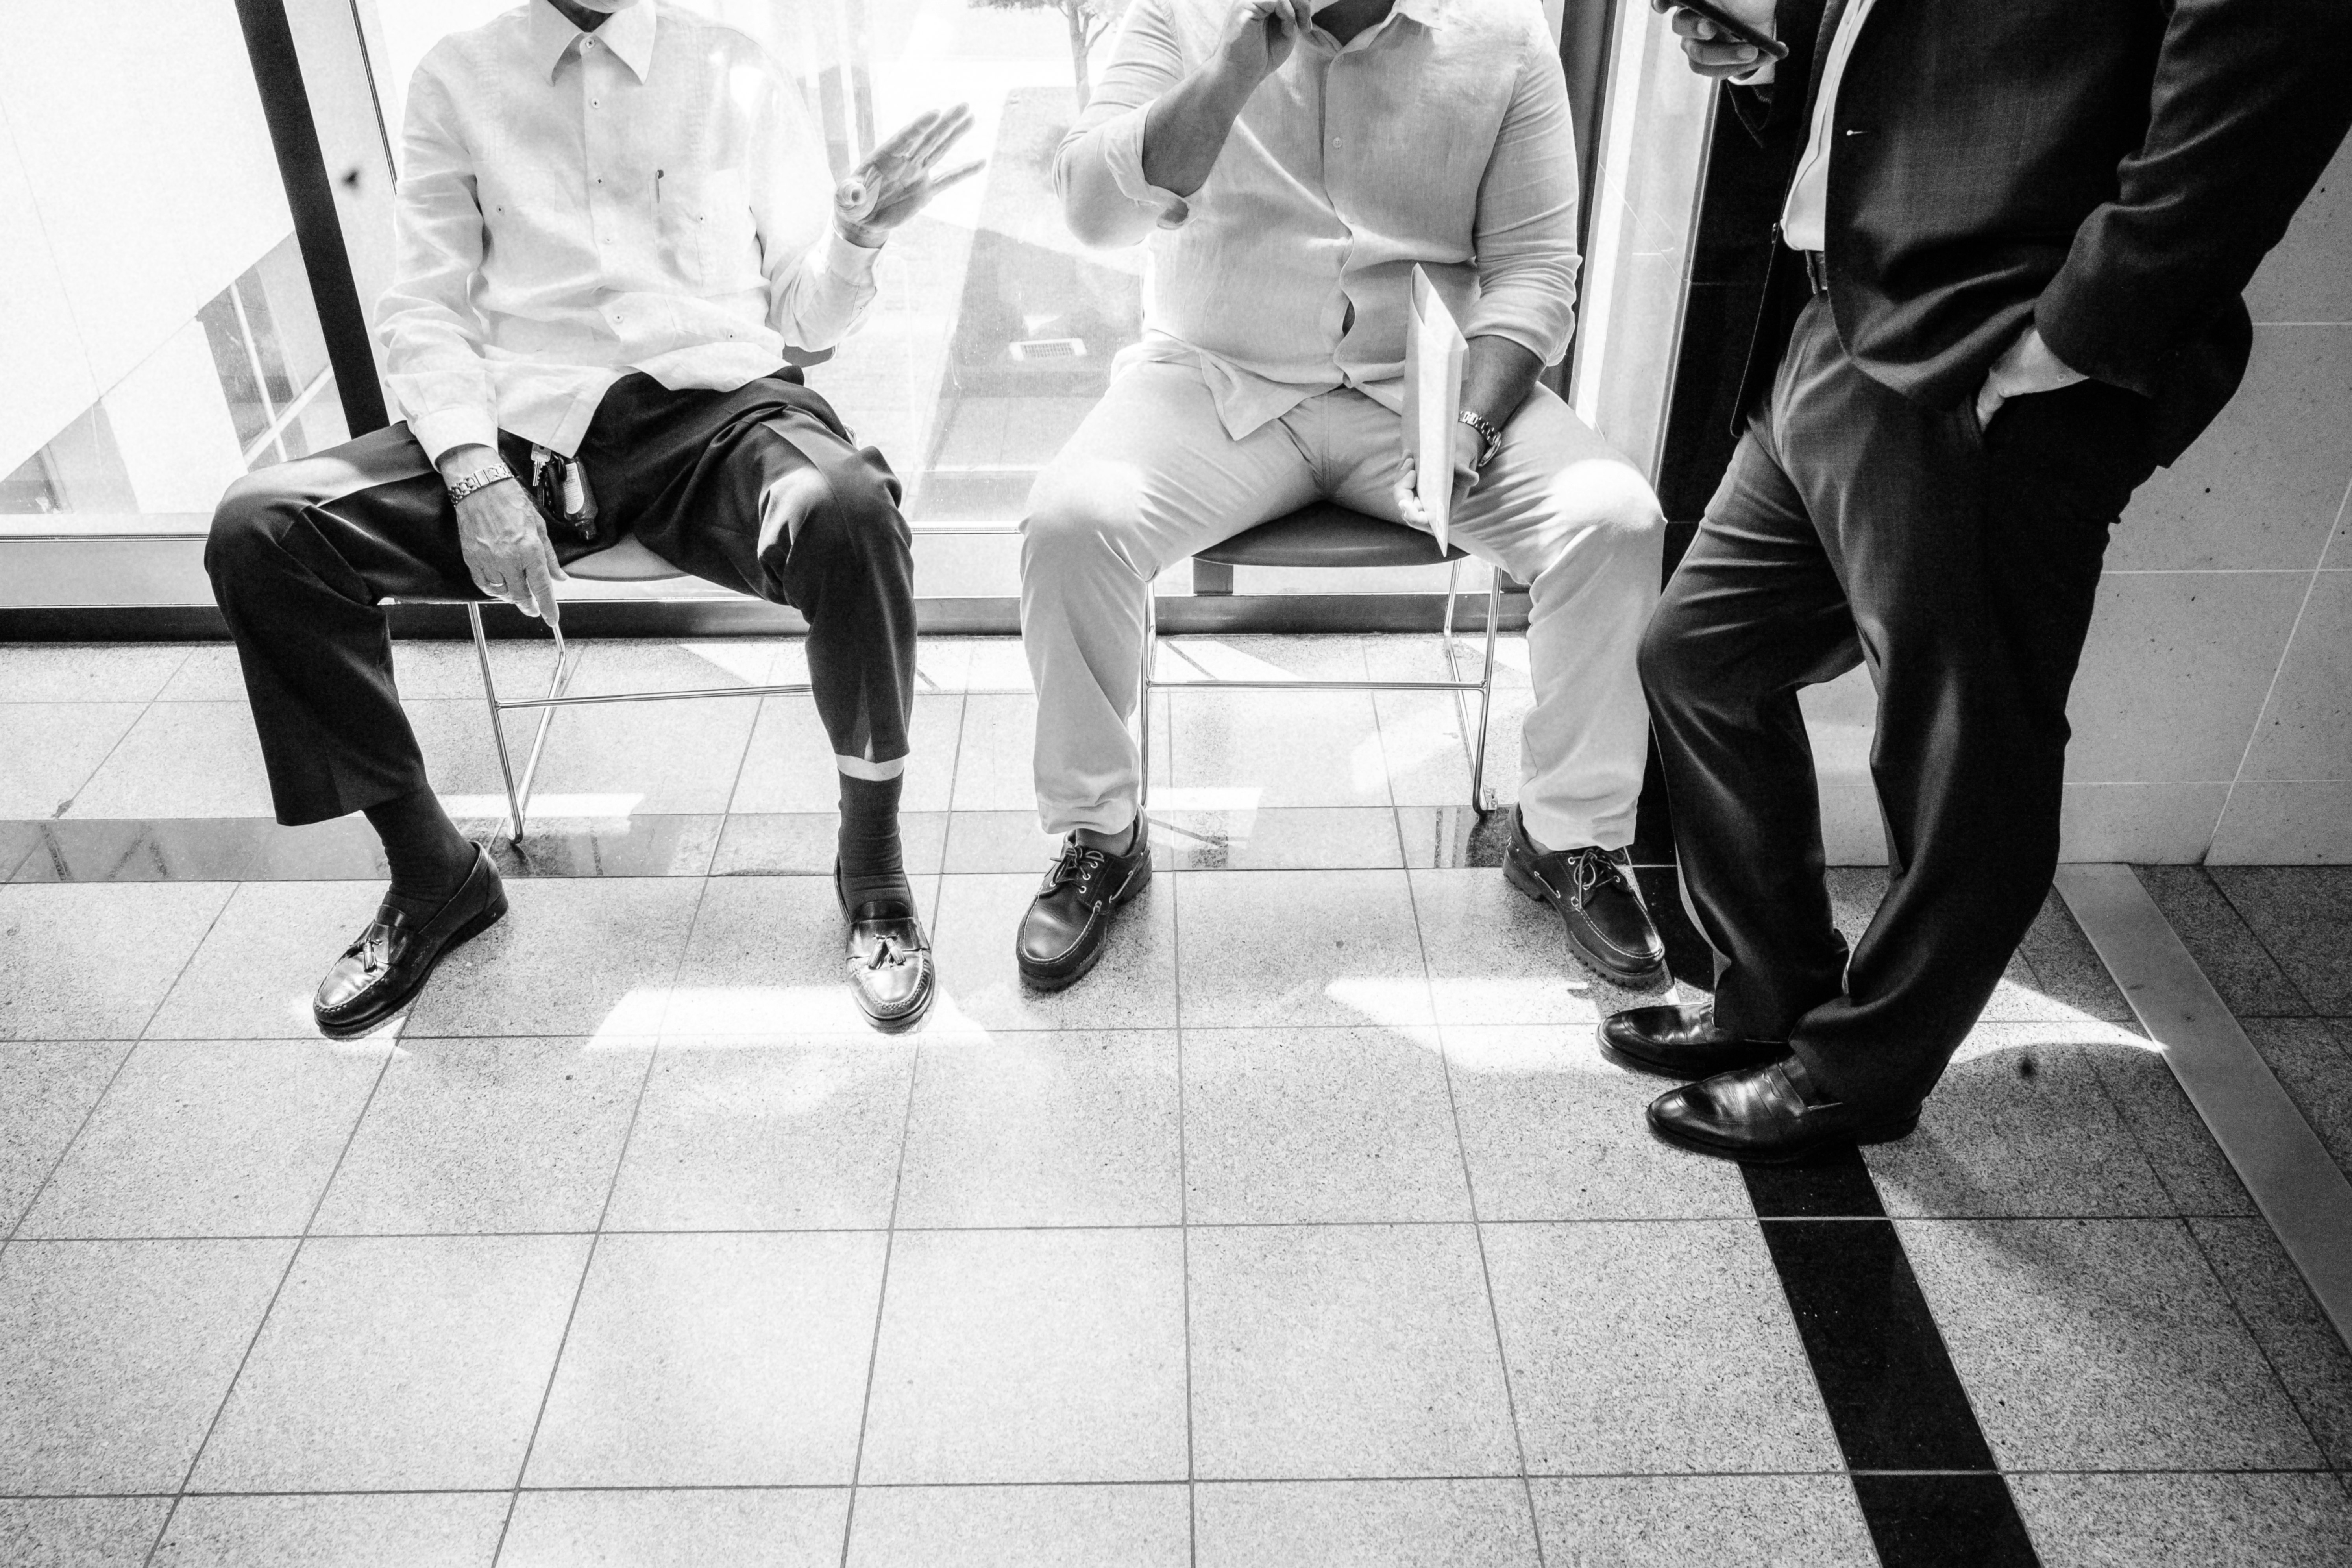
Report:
1647,1058,1922,1164
1016,819,1152,992
1501,808,1668,989
836,867,935,1031
313,844,507,1038
1599,1002,1790,1079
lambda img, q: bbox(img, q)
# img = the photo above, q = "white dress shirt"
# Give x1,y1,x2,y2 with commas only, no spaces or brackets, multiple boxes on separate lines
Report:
379,0,879,462
1769,0,1877,253
1058,0,1581,439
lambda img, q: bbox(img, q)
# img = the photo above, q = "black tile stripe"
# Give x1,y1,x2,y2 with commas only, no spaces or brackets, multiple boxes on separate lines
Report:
1746,1150,2041,1566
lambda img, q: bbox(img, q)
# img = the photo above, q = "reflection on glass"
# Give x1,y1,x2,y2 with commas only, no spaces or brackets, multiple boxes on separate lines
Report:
0,2,348,528
371,0,1145,537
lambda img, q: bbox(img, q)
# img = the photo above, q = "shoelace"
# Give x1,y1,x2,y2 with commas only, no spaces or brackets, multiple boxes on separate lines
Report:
1560,846,1629,907
1047,840,1109,900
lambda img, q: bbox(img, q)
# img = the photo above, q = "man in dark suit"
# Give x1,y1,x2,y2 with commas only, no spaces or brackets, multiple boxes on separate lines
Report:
1603,0,2352,1160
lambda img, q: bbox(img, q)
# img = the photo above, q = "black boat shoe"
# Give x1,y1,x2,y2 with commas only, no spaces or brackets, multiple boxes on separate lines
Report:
1016,820,1152,991
1501,810,1668,989
313,844,507,1037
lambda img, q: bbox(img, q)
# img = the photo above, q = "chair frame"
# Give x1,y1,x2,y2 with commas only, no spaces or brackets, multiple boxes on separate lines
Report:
1137,553,1504,816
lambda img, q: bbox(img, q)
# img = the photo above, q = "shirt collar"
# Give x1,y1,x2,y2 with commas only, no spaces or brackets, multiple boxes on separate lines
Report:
1392,0,1448,29
528,0,658,82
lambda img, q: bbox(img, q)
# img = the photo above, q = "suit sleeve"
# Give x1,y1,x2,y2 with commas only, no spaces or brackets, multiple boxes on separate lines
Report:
2036,0,2352,397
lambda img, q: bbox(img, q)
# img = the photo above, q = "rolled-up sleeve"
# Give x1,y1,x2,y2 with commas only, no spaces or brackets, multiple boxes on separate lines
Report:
1463,28,1582,364
1056,0,1196,246
376,57,499,462
750,63,880,354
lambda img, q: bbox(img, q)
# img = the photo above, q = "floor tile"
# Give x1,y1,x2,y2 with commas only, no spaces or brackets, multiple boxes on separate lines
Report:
713,810,948,876
2010,1472,2352,1568
1187,1223,1518,1479
858,1228,1188,1483
2136,865,2315,1017
67,703,276,818
926,871,1178,1033
191,1234,589,1490
22,1039,384,1238
1161,633,1374,684
481,813,724,879
526,1232,886,1487
0,703,142,818
311,1037,649,1235
0,1238,292,1492
1157,806,1403,871
1862,1026,2175,1217
1481,1220,1839,1475
0,882,234,1040
1411,868,1680,1026
939,808,1098,874
1525,1476,1876,1568
403,876,703,1038
0,817,38,881
2088,1044,2256,1215
241,817,391,882
9,817,268,884
2243,1017,2352,1174
0,644,192,703
845,1484,1188,1568
1174,869,1431,1029
369,637,562,702
2190,1216,2352,1468
1194,1479,1538,1568
562,637,795,696
945,693,1040,812
731,693,961,814
519,694,760,815
143,881,398,1041
1444,1026,1753,1220
897,1029,1181,1227
0,1498,172,1567
2210,867,2352,1012
1166,689,1392,808
1898,1217,2321,1470
0,1042,131,1233
1182,1025,1470,1223
153,1494,508,1567
1397,805,1516,870
602,1035,912,1230
1373,685,1533,810
2017,890,2138,1022
502,1489,847,1568
660,874,939,1037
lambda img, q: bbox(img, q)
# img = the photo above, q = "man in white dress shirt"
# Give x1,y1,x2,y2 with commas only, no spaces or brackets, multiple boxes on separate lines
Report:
205,0,974,1035
1010,0,1673,993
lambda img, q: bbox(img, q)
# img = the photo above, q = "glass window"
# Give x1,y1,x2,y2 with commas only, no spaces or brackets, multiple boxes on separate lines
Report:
0,2,347,534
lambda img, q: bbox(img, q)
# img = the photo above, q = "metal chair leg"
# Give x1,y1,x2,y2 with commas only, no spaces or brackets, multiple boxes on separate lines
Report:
1137,583,1158,816
470,604,528,843
508,632,579,839
1468,564,1503,814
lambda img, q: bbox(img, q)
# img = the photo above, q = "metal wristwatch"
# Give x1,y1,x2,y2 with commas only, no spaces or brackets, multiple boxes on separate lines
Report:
445,461,517,505
1458,409,1505,470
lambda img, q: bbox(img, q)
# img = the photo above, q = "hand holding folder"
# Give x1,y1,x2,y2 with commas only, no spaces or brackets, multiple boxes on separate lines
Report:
1400,264,1468,554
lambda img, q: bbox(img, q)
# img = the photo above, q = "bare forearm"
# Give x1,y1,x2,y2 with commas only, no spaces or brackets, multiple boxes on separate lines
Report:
1140,64,1259,197
1462,336,1545,429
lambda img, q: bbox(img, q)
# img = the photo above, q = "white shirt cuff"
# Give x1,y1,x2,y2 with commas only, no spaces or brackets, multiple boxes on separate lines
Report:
1100,105,1193,229
820,223,884,280
409,406,501,466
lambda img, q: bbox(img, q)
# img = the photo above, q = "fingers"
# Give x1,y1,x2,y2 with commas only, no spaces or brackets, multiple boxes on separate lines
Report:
904,103,975,168
927,157,987,196
520,545,561,630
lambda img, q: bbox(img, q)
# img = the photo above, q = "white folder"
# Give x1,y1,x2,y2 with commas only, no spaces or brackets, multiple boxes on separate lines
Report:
1403,264,1468,555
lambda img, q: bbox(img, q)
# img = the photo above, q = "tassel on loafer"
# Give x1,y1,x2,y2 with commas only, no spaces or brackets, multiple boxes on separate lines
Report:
312,844,507,1038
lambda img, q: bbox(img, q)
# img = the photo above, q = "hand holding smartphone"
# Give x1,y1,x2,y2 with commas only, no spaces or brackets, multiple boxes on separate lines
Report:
1653,0,1788,73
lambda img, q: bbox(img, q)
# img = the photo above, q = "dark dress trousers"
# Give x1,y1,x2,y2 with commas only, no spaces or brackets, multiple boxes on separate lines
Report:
1643,0,2352,1109
207,371,917,827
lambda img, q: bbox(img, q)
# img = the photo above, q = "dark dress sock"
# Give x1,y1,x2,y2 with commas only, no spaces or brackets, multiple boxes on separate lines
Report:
363,788,475,921
838,772,913,914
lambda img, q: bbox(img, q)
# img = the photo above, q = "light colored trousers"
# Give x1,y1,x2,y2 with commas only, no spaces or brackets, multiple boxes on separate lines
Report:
1019,358,1666,850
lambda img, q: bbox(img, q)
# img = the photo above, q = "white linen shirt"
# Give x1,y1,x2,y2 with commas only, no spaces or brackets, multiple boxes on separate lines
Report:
1057,0,1581,439
379,0,879,461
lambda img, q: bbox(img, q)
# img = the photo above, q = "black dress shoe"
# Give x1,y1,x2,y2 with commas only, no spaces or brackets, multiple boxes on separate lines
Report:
835,867,934,1030
1648,1059,1921,1164
1501,810,1668,988
313,845,507,1037
1600,1002,1788,1079
1017,820,1152,991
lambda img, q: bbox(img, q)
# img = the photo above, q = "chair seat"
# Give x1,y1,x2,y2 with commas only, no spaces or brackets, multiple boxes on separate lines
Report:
1193,501,1465,571
564,534,684,582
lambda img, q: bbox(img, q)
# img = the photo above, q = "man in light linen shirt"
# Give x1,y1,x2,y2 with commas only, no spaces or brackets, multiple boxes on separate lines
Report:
1011,0,1672,993
205,0,975,1035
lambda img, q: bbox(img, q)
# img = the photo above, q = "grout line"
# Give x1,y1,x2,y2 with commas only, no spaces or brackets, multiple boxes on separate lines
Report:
1169,817,1198,1568
487,882,688,1567
141,1043,396,1567
0,1039,146,1265
43,648,194,823
2200,867,2321,1018
2175,1209,2345,1470
2057,864,2352,1354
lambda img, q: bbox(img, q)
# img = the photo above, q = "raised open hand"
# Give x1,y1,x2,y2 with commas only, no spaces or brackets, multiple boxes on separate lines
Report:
835,104,985,247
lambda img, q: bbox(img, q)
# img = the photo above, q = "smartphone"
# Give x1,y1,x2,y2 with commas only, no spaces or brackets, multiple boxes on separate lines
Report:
1670,0,1790,61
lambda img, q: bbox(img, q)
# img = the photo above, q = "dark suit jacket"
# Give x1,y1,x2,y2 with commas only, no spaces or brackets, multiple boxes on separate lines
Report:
1734,0,2352,462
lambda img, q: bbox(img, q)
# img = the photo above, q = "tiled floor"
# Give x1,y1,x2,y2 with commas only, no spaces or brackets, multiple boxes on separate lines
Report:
2,636,2350,1566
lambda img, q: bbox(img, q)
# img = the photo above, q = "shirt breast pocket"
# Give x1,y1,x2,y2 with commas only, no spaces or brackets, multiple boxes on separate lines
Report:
660,168,757,292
